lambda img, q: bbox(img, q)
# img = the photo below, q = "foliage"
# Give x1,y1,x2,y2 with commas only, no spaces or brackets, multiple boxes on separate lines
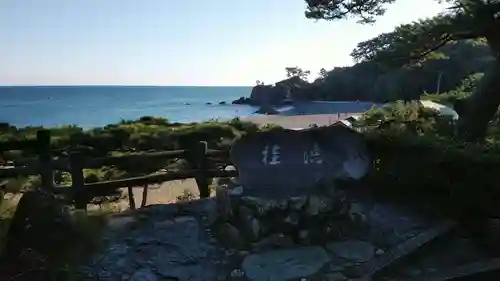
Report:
304,0,396,24
285,66,311,80
0,117,262,203
304,0,500,49
303,0,500,140
355,101,457,136
422,72,484,104
311,36,492,102
302,0,498,102
354,101,500,217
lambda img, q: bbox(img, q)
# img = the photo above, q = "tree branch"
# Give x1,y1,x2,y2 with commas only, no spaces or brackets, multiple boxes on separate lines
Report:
305,0,396,23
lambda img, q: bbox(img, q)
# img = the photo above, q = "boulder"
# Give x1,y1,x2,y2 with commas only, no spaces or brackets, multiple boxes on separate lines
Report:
326,240,376,263
233,77,315,105
0,190,77,281
232,96,253,105
254,105,279,115
242,246,331,281
2,190,76,261
229,125,370,198
276,76,314,101
249,84,288,105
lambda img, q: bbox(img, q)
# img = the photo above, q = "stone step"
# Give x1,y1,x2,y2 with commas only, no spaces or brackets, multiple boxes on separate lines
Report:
344,220,457,279
373,226,500,281
401,258,500,281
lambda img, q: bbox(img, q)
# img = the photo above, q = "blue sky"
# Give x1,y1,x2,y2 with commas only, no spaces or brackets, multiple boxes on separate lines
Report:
0,0,448,86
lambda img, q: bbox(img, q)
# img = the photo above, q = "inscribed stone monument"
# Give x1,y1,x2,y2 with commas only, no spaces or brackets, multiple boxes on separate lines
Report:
230,125,370,198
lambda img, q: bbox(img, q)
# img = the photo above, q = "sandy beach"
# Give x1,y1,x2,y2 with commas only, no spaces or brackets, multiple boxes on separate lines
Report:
243,113,358,129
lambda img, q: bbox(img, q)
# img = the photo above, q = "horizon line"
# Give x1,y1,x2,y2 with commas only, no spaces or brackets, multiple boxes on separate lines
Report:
0,84,254,87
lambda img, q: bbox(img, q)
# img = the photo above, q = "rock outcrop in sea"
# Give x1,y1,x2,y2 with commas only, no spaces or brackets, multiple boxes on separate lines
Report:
232,76,312,106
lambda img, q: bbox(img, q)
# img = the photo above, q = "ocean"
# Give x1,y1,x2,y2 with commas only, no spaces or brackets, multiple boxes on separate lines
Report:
0,86,256,129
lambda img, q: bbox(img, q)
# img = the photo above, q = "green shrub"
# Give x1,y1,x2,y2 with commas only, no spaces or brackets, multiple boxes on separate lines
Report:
356,102,500,218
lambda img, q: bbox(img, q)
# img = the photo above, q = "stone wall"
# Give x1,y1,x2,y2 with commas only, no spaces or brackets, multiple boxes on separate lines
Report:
212,182,359,252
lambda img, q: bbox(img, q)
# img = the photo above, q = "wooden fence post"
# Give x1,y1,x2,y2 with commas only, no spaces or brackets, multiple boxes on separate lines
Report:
37,130,54,191
192,141,210,198
70,152,87,211
127,186,136,210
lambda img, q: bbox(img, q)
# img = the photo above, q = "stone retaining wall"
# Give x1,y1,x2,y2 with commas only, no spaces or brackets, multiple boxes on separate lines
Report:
213,183,358,252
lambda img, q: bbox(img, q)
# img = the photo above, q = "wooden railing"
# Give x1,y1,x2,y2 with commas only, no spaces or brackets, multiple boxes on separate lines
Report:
0,130,238,210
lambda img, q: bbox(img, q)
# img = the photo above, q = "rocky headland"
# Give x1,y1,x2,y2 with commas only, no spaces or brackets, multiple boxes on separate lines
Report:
232,76,314,107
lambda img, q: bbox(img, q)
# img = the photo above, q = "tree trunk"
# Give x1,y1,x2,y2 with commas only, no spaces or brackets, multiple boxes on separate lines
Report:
456,34,500,141
127,186,136,210
140,184,148,208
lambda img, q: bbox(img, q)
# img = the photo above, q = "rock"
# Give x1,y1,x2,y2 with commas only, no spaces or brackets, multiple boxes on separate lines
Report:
231,126,371,199
322,272,347,281
255,105,279,115
328,264,344,272
231,177,240,185
81,213,217,281
249,84,288,106
348,202,366,224
206,102,213,105
326,240,375,263
317,196,334,213
485,218,500,250
224,165,236,171
230,268,245,278
230,129,327,198
238,250,250,257
288,196,307,211
216,186,232,220
219,101,227,105
276,198,288,210
323,183,337,198
306,196,320,216
232,97,251,105
233,77,312,106
107,215,137,231
283,213,300,226
242,246,331,281
298,229,311,245
251,234,294,252
178,197,217,217
225,249,237,256
239,206,261,242
240,197,270,216
2,190,76,262
131,268,158,281
400,267,422,277
140,202,179,217
311,125,371,181
217,223,245,249
228,186,244,196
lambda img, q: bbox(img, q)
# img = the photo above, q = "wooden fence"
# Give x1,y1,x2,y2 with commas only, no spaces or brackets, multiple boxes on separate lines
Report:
0,130,238,210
